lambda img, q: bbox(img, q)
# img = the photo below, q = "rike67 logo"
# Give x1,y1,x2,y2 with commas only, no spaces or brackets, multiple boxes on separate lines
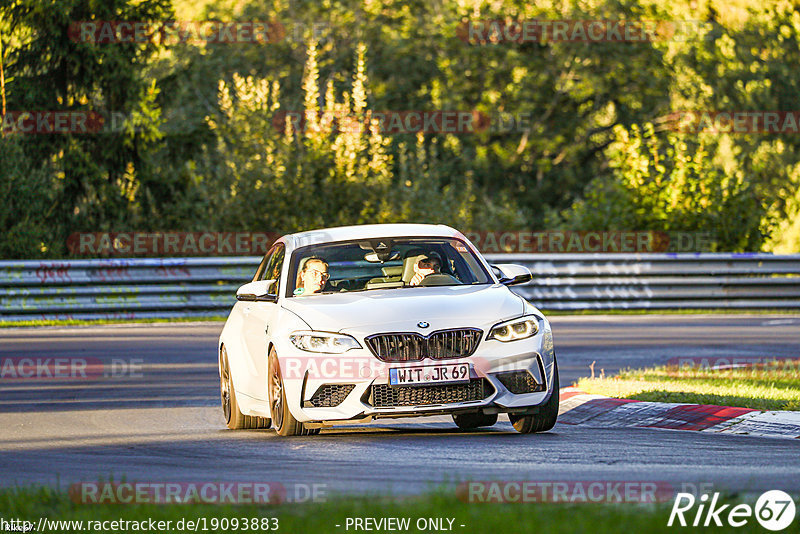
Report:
668,490,797,530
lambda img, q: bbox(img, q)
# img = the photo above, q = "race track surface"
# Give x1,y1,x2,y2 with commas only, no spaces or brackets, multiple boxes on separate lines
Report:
1,315,799,496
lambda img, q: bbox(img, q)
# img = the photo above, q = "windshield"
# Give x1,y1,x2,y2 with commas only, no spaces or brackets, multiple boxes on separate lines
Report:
287,238,492,297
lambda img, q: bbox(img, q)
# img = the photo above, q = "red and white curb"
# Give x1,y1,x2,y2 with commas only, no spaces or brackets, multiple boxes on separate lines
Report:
558,387,800,439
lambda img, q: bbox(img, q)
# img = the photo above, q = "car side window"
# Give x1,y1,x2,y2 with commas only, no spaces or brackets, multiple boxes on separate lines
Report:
253,252,271,282
261,243,285,296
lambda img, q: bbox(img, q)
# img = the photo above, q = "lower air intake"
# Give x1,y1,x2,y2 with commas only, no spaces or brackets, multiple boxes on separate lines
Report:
308,384,356,407
494,370,544,394
367,378,493,408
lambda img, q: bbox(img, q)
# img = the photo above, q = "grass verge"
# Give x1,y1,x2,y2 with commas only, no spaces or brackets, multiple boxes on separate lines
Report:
3,309,799,328
576,361,800,411
0,486,786,534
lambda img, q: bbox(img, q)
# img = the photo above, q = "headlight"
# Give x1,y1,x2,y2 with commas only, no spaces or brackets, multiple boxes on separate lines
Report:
289,331,361,353
488,315,540,342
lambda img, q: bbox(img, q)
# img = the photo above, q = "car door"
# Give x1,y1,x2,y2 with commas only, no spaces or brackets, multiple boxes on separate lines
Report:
240,243,284,400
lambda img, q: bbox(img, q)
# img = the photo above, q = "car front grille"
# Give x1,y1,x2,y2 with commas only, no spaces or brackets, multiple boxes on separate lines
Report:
366,378,493,408
494,370,545,394
308,384,356,407
365,329,483,362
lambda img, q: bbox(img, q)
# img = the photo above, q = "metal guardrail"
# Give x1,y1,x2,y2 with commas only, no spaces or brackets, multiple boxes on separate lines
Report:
0,257,255,322
0,254,798,321
483,253,800,310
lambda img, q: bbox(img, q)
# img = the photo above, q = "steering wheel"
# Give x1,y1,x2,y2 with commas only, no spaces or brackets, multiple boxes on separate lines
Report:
418,273,462,286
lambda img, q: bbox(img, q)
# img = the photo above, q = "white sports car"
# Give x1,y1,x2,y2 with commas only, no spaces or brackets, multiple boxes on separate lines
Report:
218,224,558,436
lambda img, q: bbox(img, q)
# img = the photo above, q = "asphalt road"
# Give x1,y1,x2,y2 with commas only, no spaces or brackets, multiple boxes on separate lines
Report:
1,315,799,496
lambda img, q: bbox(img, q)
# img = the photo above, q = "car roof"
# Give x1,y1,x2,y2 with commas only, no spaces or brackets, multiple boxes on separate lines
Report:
284,224,463,250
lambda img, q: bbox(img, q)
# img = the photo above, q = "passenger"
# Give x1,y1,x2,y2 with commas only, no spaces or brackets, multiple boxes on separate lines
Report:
409,253,441,286
296,257,329,294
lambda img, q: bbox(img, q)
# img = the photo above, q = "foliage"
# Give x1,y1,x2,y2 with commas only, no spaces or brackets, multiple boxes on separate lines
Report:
0,136,54,256
0,0,171,257
560,123,769,250
1,0,799,257
171,41,526,234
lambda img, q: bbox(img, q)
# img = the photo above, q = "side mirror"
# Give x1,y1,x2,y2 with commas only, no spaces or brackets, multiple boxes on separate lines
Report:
236,279,278,302
492,264,532,286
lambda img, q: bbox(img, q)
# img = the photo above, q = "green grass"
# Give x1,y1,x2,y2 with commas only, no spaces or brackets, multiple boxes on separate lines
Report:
0,486,788,534
3,309,799,328
577,361,800,411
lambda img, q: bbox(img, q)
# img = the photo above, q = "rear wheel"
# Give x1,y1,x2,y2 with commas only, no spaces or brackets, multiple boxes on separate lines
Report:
453,413,498,430
509,359,559,434
268,348,319,436
220,345,271,430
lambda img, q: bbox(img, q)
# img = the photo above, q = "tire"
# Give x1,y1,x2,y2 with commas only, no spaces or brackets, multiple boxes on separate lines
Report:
453,413,498,430
268,348,319,436
220,345,271,430
509,358,560,434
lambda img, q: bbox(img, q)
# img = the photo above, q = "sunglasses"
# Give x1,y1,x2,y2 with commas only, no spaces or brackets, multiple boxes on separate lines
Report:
306,269,330,281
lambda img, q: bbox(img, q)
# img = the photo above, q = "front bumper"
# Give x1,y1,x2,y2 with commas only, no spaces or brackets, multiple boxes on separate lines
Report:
277,326,556,425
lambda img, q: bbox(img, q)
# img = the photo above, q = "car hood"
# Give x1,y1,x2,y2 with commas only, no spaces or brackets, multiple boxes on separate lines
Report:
281,284,525,334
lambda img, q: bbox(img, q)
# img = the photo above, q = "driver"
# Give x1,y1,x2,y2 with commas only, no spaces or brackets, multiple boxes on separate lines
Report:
296,257,329,294
409,252,441,286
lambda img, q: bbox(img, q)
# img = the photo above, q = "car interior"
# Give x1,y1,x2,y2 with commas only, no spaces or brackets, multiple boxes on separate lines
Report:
290,240,480,295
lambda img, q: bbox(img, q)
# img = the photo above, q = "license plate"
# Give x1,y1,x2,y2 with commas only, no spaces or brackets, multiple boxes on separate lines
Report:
389,363,470,387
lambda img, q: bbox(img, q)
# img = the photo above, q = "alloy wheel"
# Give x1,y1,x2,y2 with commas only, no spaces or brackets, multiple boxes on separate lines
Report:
220,348,232,423
269,354,284,430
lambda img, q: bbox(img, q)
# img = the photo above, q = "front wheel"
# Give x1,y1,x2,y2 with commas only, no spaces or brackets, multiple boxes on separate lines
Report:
508,358,559,434
268,348,319,437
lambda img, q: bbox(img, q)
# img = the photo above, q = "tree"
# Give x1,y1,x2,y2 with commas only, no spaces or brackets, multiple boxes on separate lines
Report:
184,39,525,234
0,0,171,256
561,123,768,250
